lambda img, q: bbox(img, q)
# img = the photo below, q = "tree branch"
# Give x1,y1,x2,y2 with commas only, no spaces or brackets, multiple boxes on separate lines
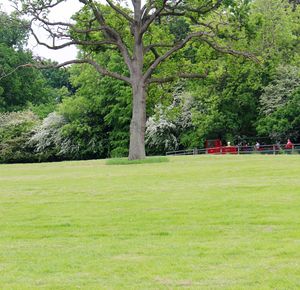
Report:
81,0,133,71
1,58,131,84
105,0,134,23
147,71,209,84
0,64,32,81
141,0,168,35
31,59,131,84
161,0,223,16
201,38,260,63
143,31,212,81
30,27,117,50
22,0,133,72
144,43,174,54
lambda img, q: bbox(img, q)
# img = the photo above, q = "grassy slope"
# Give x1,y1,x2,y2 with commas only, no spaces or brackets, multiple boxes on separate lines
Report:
0,155,300,289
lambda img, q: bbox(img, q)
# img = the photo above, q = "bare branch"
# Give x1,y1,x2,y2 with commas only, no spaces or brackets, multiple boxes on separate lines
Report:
1,58,130,84
18,0,65,11
55,59,131,84
141,0,167,35
143,0,223,28
139,0,225,41
24,13,102,36
149,47,159,59
27,58,131,84
0,64,32,81
144,43,174,54
141,1,152,19
81,0,133,71
23,0,133,72
29,27,117,50
105,0,134,23
143,31,212,81
26,14,100,36
147,71,209,84
201,38,260,63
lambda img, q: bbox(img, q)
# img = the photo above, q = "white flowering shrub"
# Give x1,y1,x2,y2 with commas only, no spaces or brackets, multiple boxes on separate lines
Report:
260,66,300,115
146,109,179,153
29,112,70,156
145,93,193,154
30,111,100,160
0,111,38,128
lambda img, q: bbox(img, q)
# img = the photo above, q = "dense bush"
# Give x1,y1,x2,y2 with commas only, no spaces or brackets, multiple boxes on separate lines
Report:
58,95,111,160
0,111,38,163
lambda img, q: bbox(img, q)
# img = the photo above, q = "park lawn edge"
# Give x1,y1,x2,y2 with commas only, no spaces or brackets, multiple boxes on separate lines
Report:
106,156,169,165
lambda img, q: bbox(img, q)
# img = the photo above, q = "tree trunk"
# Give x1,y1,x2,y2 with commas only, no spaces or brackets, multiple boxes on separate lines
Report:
128,81,146,160
128,15,146,160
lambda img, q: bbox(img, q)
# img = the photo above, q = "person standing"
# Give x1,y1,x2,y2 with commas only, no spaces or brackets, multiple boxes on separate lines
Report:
285,139,293,153
286,139,293,148
255,141,260,150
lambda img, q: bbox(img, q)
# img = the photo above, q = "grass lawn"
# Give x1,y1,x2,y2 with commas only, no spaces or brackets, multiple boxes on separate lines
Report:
1,155,300,289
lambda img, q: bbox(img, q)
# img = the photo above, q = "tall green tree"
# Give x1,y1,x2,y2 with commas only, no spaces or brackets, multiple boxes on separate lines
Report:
178,0,300,147
58,52,132,158
257,65,300,141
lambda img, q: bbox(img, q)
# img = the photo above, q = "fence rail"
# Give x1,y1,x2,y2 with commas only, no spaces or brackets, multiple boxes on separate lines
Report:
166,144,300,156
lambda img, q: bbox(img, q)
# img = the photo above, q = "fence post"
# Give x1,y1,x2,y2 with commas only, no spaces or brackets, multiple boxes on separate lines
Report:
237,146,240,155
273,145,275,155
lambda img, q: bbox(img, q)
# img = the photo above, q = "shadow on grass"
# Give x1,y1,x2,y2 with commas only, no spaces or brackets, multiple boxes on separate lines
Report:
106,156,169,165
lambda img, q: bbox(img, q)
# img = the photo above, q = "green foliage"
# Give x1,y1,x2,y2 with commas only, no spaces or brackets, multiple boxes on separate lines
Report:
59,55,132,159
175,0,300,147
58,95,109,160
257,88,300,141
0,11,28,48
259,65,300,115
256,65,300,142
169,18,191,41
0,45,55,111
68,0,299,155
41,65,73,91
179,58,262,147
28,100,58,119
247,0,299,65
0,11,60,112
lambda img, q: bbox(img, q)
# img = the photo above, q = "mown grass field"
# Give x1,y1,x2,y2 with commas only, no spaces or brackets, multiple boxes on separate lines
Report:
1,155,300,289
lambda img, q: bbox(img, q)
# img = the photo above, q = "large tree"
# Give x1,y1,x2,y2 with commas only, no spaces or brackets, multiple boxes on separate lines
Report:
14,0,255,159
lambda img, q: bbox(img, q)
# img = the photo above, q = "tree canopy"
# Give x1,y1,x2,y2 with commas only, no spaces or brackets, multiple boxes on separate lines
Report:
0,10,65,112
